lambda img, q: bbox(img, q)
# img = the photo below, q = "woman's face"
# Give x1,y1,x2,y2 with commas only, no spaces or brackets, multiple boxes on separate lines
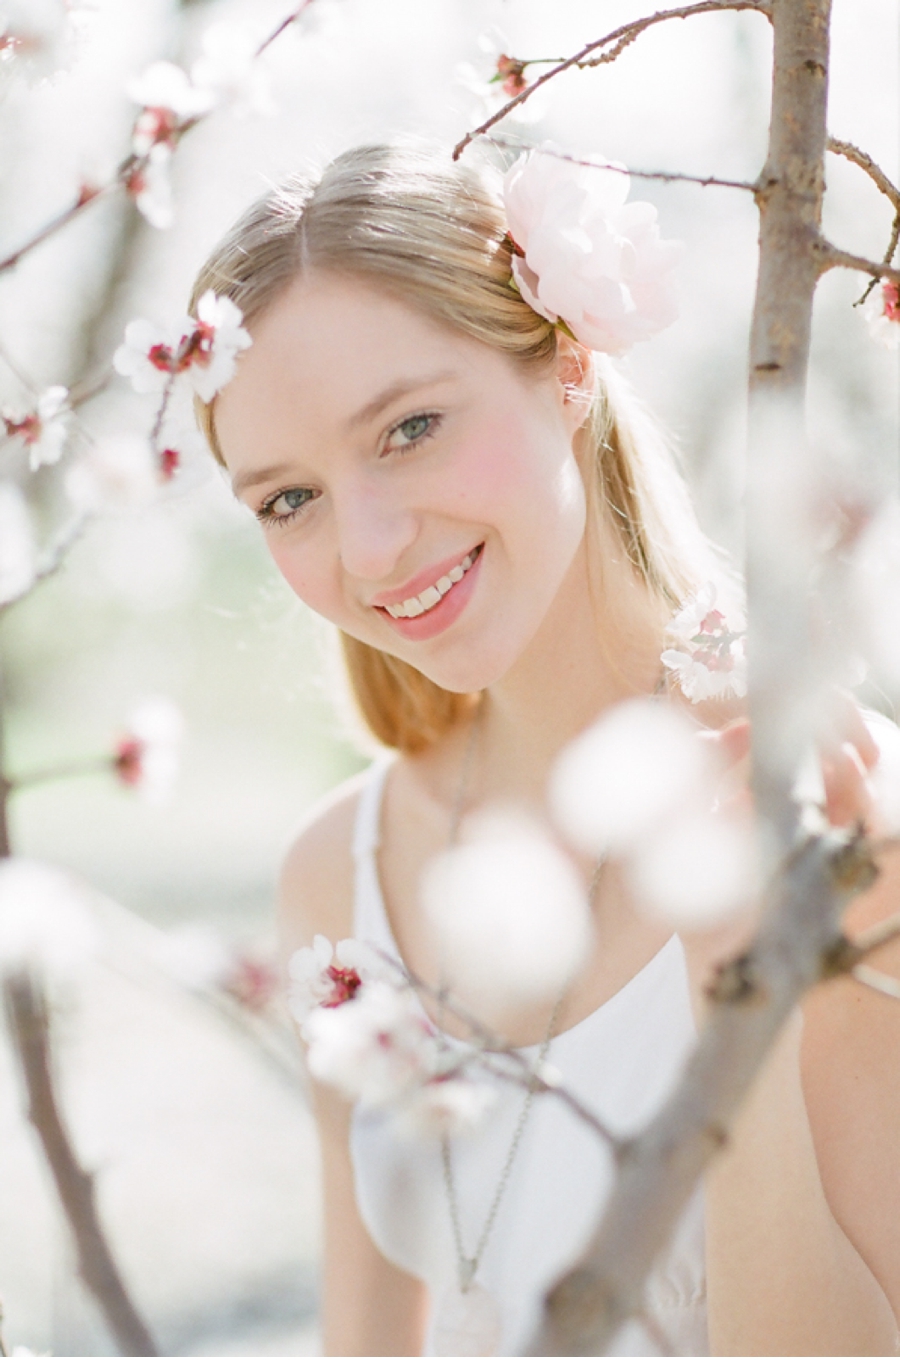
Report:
215,272,589,694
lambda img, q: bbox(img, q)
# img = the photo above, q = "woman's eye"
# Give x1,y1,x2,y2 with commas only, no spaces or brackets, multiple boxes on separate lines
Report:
257,487,315,524
384,412,441,452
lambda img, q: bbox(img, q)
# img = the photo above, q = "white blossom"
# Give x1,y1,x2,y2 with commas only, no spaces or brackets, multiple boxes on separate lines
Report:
304,980,438,1106
191,22,273,118
114,697,184,803
288,934,383,1022
550,699,718,858
394,1074,495,1139
127,61,215,147
661,583,748,703
0,859,99,982
627,807,757,929
2,385,70,470
0,481,36,604
0,0,81,84
113,295,251,403
422,810,592,1020
503,145,682,355
863,282,900,350
127,143,174,230
65,434,159,513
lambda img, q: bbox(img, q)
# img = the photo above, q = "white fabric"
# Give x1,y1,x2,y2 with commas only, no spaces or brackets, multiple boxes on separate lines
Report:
349,756,708,1356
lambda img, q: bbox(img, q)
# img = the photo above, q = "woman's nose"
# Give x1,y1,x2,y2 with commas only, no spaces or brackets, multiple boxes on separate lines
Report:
333,481,419,582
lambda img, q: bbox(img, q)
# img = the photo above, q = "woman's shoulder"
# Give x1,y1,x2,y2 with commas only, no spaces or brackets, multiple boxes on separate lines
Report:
277,758,392,957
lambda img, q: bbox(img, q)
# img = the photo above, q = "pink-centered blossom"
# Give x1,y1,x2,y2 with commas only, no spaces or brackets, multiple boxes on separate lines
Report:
303,980,439,1107
113,698,184,803
661,583,748,703
127,61,216,155
422,810,592,1021
125,143,174,230
288,934,383,1023
503,145,682,354
113,292,252,403
863,281,900,350
2,385,70,470
0,0,86,85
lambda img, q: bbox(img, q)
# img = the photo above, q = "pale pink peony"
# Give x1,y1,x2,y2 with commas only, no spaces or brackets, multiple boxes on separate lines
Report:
502,145,682,354
863,281,900,350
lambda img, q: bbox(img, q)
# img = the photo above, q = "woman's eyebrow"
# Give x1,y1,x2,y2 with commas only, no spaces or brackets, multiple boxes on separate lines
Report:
231,462,295,498
345,370,458,430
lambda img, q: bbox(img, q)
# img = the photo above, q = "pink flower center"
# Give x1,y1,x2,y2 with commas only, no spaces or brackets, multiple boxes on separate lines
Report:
323,964,362,1007
160,447,180,480
3,412,42,444
883,282,900,322
114,737,145,785
134,106,180,151
146,323,217,377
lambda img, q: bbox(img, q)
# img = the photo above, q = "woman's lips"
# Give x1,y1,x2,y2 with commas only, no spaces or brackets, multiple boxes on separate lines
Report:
374,544,484,641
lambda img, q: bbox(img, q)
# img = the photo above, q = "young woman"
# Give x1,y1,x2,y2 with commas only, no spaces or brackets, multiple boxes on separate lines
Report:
191,143,900,1357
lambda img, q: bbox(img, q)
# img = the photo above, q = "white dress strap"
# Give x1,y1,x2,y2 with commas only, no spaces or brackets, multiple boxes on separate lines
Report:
351,755,397,951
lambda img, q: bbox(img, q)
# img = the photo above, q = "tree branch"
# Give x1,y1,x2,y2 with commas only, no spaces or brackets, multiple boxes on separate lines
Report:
3,972,157,1356
453,0,772,160
0,1,315,276
827,137,900,211
475,134,758,192
815,242,900,284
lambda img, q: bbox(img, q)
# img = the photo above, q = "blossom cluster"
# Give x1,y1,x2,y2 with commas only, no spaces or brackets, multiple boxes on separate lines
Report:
124,26,273,229
863,281,900,350
289,935,495,1137
661,583,748,703
114,290,252,406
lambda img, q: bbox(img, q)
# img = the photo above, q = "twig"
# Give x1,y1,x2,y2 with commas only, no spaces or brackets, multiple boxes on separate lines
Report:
0,1,315,276
0,513,90,616
3,972,158,1356
453,0,772,159
815,241,900,285
475,134,758,192
827,137,900,211
382,954,621,1149
852,963,900,1001
7,755,114,792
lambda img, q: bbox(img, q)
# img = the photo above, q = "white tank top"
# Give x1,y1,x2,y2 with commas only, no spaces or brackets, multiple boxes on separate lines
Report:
349,757,708,1357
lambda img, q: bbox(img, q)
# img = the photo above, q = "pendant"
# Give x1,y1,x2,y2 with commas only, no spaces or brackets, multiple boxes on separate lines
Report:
433,1275,502,1357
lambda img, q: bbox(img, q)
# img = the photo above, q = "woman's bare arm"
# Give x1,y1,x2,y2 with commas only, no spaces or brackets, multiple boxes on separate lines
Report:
278,779,429,1357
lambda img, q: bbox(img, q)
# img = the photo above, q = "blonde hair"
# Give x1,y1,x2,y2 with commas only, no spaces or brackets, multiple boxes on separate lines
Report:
190,142,715,753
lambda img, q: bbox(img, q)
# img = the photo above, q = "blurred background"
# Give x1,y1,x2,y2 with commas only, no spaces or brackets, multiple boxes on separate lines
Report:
0,0,896,1353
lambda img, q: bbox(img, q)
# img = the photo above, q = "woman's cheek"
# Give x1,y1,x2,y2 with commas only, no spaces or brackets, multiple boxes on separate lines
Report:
267,538,340,619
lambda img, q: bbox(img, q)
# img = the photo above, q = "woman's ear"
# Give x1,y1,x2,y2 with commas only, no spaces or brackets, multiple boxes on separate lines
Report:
555,334,595,434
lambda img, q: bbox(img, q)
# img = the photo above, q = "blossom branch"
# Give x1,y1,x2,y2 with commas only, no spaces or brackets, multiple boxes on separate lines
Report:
0,513,90,616
827,137,900,212
388,957,621,1149
3,972,158,1356
477,134,758,192
0,1,314,276
6,755,117,792
453,0,772,160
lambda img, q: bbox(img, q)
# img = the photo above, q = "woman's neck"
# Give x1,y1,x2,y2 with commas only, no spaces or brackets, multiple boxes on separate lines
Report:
476,533,668,807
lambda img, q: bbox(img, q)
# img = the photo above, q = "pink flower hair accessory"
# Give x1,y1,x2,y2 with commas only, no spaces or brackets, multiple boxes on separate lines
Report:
502,145,683,355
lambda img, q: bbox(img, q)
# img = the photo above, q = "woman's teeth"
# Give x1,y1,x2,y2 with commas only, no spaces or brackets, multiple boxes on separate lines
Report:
384,549,479,619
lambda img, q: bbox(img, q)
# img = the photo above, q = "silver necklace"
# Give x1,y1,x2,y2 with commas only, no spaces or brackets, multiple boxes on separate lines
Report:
432,711,569,1358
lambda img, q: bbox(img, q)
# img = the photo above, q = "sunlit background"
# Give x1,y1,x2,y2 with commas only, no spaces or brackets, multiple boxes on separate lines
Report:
0,0,896,1353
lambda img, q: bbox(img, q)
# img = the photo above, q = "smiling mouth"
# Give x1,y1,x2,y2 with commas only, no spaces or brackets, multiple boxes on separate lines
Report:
378,545,483,619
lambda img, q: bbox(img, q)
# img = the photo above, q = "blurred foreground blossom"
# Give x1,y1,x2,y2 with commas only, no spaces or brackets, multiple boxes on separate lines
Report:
661,583,747,702
288,934,383,1022
550,699,717,857
153,922,233,989
0,859,99,982
0,482,36,604
503,146,682,355
191,22,274,118
65,434,159,512
2,385,70,470
627,807,756,929
422,810,592,1021
394,1074,496,1140
863,281,900,349
304,980,437,1106
128,60,216,154
113,292,251,403
114,698,184,803
125,143,174,229
0,0,84,84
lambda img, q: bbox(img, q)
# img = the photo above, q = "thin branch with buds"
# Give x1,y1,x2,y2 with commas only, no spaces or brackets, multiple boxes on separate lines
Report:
475,134,759,192
815,242,900,285
453,0,772,160
826,139,900,304
0,513,90,617
0,2,315,277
